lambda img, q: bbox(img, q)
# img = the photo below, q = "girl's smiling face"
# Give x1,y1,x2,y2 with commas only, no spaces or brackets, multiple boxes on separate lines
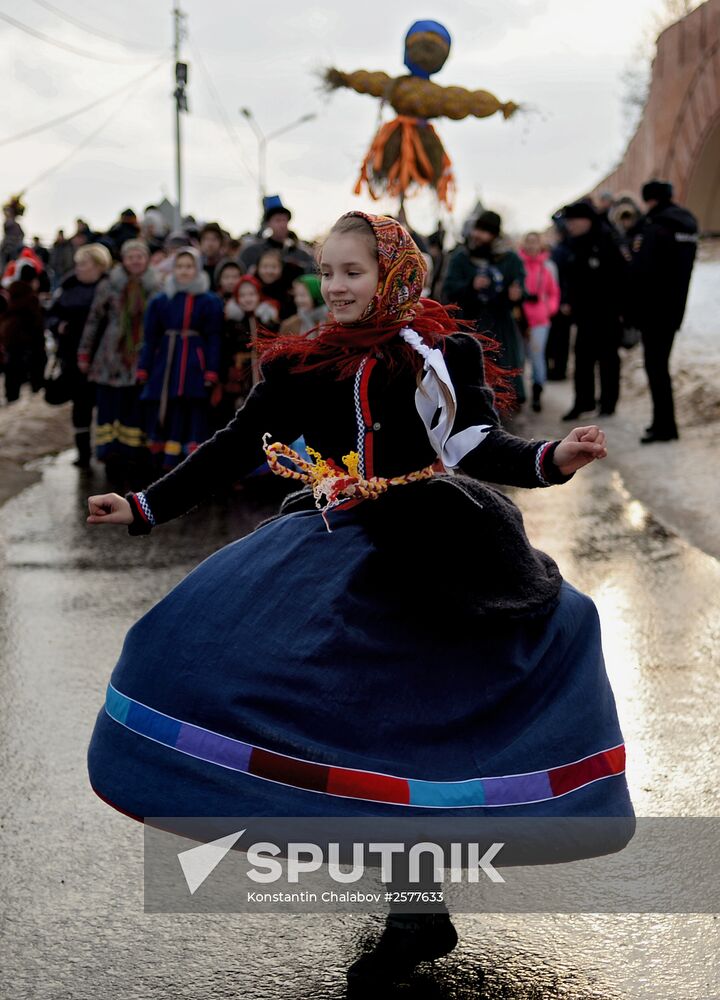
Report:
320,233,379,324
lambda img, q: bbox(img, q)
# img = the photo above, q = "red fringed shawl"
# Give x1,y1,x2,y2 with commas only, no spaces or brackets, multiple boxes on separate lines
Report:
255,211,516,409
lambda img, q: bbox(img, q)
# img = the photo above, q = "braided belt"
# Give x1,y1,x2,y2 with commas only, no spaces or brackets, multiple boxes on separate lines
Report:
262,433,435,531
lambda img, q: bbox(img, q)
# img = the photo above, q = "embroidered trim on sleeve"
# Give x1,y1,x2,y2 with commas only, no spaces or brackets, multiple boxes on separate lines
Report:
133,491,156,527
535,441,553,486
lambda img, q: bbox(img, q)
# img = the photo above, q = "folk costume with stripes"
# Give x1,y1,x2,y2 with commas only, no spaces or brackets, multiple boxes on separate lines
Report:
137,251,223,471
88,213,633,841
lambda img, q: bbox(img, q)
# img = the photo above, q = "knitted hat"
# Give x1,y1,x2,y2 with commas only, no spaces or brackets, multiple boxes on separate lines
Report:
235,274,263,298
296,273,324,307
562,200,597,221
641,179,673,203
473,210,502,236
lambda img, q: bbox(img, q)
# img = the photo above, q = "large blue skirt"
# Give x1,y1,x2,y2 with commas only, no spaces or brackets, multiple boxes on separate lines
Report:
88,502,632,824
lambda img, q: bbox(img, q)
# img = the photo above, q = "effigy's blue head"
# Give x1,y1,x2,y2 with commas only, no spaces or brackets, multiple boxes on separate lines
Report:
404,20,452,79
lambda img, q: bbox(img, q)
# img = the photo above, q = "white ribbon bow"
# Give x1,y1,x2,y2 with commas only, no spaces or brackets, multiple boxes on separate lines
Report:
400,327,492,469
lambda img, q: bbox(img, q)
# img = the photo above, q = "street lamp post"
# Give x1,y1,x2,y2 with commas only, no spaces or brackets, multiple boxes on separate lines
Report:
240,107,317,209
172,3,188,230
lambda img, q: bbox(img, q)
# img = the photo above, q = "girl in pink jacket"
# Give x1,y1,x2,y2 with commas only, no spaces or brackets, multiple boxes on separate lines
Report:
520,233,561,411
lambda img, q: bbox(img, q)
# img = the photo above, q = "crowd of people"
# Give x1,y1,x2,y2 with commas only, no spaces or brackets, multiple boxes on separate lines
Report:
0,197,329,485
0,177,699,490
439,179,699,442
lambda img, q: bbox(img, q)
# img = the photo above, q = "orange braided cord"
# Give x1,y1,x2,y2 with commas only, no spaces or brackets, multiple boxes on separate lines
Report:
262,435,435,510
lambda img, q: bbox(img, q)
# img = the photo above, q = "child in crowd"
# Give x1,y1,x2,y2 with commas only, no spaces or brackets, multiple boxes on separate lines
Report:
255,248,298,320
86,213,632,989
136,247,223,471
279,274,328,335
214,259,245,302
210,273,267,427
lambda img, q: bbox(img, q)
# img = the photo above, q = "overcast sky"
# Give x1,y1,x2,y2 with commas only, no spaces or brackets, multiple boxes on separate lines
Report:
1,0,663,242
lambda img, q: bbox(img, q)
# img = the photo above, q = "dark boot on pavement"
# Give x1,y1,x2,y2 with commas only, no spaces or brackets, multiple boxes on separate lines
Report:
640,429,679,444
73,431,92,469
347,913,458,989
532,383,543,413
562,404,594,422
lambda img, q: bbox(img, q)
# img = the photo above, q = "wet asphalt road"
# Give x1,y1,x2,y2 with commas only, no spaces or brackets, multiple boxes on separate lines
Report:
1,441,719,1000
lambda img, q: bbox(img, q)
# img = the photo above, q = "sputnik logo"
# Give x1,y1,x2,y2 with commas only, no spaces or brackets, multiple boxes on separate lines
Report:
177,829,246,895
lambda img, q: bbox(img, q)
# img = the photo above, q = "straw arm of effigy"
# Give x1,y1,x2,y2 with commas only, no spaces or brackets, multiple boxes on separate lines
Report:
324,68,519,121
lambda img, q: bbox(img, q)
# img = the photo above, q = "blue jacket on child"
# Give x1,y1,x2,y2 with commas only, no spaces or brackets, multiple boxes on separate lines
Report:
137,273,223,402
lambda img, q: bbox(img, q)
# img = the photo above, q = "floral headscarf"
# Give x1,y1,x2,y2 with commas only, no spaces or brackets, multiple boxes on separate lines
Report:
256,212,510,404
345,212,427,327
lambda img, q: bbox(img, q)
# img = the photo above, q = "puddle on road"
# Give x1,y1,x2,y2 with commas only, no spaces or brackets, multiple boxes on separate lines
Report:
1,455,719,999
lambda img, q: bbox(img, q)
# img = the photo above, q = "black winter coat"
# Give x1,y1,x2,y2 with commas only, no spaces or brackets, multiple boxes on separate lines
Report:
46,274,104,369
630,201,698,332
565,223,628,323
133,333,569,530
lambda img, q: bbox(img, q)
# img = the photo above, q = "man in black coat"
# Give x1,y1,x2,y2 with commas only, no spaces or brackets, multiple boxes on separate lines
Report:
630,180,698,443
561,200,628,420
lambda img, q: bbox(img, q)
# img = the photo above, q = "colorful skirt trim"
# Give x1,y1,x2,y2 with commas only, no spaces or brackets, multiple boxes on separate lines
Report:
105,684,626,810
88,506,633,822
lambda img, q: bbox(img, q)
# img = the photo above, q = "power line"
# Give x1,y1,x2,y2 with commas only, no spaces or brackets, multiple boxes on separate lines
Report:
28,0,160,52
0,10,158,64
190,41,257,186
20,61,165,194
0,61,168,148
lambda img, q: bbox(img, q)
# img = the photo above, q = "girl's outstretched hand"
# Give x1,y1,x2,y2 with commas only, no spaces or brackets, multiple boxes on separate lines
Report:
553,426,608,476
87,493,133,526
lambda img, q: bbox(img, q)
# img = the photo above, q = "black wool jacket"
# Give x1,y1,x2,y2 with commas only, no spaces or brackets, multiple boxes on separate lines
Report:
129,333,569,532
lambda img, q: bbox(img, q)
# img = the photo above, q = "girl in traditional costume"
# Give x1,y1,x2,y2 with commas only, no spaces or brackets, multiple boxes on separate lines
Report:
86,213,632,987
136,247,223,472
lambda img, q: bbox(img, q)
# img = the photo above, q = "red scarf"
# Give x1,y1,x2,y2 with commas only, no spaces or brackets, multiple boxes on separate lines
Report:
256,212,513,405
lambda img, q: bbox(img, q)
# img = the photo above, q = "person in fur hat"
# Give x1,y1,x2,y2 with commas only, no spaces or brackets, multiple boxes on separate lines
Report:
135,247,223,471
